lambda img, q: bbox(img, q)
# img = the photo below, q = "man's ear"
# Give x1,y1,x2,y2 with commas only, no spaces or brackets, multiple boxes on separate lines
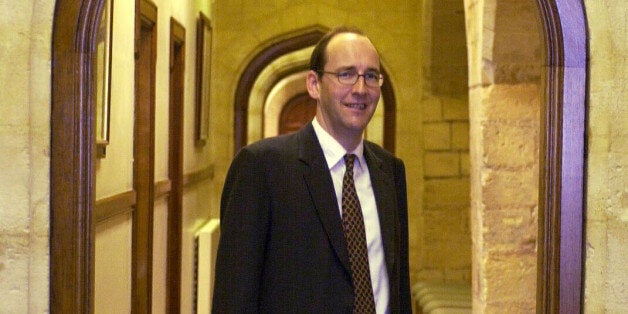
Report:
306,70,320,99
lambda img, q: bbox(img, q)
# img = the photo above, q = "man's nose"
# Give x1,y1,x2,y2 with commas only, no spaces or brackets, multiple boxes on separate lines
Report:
352,75,368,94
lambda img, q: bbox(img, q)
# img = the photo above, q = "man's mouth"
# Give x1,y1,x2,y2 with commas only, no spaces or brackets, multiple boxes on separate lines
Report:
344,103,367,110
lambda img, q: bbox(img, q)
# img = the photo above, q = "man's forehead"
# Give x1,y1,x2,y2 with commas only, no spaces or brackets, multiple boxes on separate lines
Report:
327,32,373,49
325,33,380,67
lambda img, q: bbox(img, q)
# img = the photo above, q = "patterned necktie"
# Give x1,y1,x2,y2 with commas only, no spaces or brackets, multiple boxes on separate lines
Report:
342,154,376,313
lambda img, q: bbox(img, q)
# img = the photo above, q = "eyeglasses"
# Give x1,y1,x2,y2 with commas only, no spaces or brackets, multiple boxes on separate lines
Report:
320,69,384,87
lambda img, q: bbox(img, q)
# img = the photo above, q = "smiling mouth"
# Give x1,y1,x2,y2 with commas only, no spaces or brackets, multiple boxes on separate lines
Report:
344,103,367,110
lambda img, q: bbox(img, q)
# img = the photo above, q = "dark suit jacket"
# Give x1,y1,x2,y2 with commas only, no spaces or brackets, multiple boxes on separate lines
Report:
212,123,411,313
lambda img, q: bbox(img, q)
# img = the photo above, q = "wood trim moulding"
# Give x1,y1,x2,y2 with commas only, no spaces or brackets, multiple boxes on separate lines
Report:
94,190,137,223
93,179,171,224
183,165,214,187
155,179,172,199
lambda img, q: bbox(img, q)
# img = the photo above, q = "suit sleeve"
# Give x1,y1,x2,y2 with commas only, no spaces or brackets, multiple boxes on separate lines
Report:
395,158,412,313
212,147,269,313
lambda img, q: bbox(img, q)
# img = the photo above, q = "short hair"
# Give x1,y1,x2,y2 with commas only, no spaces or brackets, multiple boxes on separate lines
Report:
309,26,366,76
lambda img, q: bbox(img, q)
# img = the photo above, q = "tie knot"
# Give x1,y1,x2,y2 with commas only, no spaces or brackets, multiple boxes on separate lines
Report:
344,154,356,172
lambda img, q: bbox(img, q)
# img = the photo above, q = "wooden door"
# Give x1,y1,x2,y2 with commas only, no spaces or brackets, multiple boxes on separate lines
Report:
278,93,317,135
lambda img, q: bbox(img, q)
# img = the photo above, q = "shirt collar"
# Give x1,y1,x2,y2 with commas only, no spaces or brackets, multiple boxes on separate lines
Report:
312,117,365,169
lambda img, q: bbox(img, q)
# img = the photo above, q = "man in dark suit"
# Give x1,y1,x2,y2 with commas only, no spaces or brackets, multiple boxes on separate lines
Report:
212,26,411,313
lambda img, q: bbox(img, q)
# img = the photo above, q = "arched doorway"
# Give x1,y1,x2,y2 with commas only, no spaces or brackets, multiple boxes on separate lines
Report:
49,1,587,312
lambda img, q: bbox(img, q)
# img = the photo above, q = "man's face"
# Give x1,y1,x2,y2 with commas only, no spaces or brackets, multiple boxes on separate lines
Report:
307,33,381,142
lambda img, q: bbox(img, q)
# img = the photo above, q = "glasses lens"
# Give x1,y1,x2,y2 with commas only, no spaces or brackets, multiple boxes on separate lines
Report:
337,71,357,85
364,73,379,87
331,71,382,87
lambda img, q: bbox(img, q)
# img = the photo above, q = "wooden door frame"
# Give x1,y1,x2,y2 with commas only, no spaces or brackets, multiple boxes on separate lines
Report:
133,0,157,312
50,0,100,312
167,17,186,314
233,27,396,153
535,0,588,313
50,1,588,312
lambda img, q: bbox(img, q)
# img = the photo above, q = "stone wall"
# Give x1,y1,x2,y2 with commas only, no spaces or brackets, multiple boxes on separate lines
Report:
0,0,53,312
419,0,472,284
583,0,628,312
420,93,471,283
470,84,540,313
464,0,542,312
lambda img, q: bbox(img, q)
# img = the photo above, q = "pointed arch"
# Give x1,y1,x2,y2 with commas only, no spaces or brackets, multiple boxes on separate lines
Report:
233,26,396,153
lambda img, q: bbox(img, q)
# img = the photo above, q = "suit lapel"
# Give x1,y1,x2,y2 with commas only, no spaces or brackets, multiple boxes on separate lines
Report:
364,145,397,276
298,124,352,274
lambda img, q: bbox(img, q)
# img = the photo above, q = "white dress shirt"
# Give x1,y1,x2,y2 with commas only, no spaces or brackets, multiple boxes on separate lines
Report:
312,118,390,314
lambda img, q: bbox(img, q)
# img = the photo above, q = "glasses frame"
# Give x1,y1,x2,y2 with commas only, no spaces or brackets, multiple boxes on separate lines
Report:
319,70,384,87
